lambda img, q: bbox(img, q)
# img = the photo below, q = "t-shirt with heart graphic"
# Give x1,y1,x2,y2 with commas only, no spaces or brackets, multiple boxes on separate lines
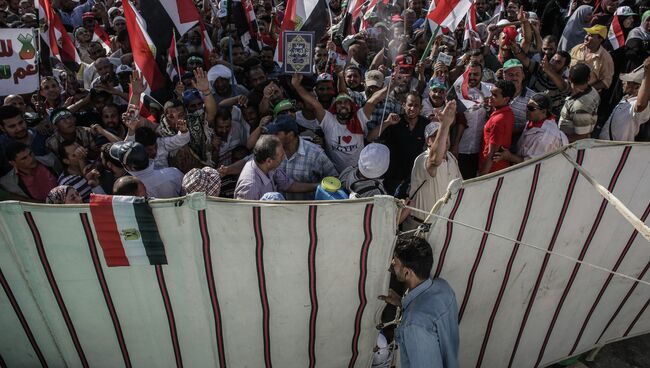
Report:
320,110,368,172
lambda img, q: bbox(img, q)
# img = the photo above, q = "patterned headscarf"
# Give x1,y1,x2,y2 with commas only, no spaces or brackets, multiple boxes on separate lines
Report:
182,167,222,196
46,185,72,204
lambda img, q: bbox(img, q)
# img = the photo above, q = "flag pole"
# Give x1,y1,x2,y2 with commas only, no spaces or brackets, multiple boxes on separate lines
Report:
173,30,181,77
420,24,440,63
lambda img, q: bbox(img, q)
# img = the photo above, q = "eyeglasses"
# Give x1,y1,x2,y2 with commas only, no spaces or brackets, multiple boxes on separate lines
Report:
526,105,542,111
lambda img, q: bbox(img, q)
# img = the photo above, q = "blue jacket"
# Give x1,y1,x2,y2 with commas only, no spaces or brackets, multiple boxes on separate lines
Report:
395,278,460,368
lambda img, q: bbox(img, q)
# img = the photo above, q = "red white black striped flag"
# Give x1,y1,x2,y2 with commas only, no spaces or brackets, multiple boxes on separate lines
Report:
89,194,167,267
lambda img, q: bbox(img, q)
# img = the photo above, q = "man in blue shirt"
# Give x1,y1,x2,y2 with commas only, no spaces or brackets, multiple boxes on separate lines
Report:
379,235,460,368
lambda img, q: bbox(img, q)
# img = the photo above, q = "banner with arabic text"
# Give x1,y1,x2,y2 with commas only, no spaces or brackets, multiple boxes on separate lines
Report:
0,28,39,95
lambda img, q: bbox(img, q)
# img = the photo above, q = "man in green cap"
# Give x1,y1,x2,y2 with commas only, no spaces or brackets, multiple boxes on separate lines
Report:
502,59,535,137
569,24,614,91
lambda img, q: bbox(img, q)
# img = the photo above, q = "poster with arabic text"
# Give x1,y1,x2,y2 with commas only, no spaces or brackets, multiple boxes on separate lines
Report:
0,28,39,95
283,31,314,74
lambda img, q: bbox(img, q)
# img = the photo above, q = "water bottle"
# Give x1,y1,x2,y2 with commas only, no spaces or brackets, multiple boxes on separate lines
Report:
315,177,348,200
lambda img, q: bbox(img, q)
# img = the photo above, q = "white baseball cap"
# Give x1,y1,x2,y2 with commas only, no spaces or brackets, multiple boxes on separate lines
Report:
358,143,390,179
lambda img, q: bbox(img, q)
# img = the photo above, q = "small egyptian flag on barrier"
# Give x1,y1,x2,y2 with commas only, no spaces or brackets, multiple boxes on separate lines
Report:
89,194,167,267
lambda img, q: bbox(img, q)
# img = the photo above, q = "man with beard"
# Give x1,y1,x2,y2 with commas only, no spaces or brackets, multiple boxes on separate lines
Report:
207,64,249,104
378,234,459,368
450,62,492,179
100,104,126,138
0,106,60,176
292,74,386,172
212,107,250,166
260,46,281,77
368,92,429,196
569,25,614,91
37,77,65,116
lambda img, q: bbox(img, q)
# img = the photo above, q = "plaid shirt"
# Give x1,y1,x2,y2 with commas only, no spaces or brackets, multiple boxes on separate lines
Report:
279,137,338,200
348,90,404,130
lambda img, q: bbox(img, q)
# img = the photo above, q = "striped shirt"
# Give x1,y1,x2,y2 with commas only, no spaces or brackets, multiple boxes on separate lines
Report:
558,87,600,136
58,173,93,202
510,88,536,134
527,61,570,117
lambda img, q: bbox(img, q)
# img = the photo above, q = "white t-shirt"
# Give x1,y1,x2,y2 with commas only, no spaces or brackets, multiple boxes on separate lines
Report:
517,119,569,160
599,96,650,141
320,110,368,172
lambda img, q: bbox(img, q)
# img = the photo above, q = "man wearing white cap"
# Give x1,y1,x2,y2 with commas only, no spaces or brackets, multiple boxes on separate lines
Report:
339,143,389,198
599,57,650,141
407,100,461,228
207,64,249,104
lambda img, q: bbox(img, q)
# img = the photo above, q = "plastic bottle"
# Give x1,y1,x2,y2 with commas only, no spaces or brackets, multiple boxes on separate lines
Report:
315,176,348,200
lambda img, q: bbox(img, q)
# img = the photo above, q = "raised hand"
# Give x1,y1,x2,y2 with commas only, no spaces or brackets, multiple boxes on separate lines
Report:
436,99,457,127
130,70,146,96
384,113,400,126
193,67,210,93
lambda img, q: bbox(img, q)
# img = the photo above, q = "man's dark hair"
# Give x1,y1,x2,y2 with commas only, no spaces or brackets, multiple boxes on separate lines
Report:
253,135,281,164
542,35,558,44
405,91,422,104
344,64,361,75
394,235,433,280
215,107,232,122
494,79,516,100
102,103,120,113
569,63,591,85
0,105,22,126
164,99,184,111
4,141,29,161
113,176,143,196
467,60,484,71
134,126,157,147
467,49,483,57
58,140,77,165
556,51,571,68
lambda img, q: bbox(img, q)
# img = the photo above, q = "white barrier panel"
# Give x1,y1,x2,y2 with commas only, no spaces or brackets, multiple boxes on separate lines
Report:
1,141,649,368
426,141,650,368
0,196,398,367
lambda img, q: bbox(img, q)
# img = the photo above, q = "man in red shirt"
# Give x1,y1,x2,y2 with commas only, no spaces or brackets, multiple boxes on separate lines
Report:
0,142,58,201
479,80,516,175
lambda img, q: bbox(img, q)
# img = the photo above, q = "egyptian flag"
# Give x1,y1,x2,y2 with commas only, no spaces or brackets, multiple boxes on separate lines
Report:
166,32,180,82
608,10,625,50
275,0,329,64
463,3,480,50
123,0,166,92
92,22,113,54
90,195,167,267
427,0,473,34
39,0,81,64
452,67,491,110
346,0,364,32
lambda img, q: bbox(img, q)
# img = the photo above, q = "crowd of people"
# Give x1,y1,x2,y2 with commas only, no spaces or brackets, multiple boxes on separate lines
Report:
1,0,649,208
2,0,650,365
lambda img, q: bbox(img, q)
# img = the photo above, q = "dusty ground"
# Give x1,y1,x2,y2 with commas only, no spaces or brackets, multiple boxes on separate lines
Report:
551,333,650,368
583,333,650,368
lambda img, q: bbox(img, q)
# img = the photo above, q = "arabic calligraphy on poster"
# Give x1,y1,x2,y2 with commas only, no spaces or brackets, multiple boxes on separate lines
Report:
283,31,314,74
0,28,38,95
